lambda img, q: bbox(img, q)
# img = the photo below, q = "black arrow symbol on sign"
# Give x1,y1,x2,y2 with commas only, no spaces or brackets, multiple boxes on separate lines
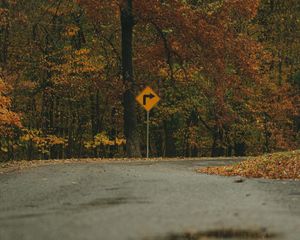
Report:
143,93,155,105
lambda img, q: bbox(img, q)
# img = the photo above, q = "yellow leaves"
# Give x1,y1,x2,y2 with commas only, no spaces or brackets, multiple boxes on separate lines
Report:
115,138,126,146
84,132,126,149
65,25,80,37
47,135,68,146
20,129,68,154
75,48,91,55
0,146,8,153
94,132,114,146
52,46,105,88
20,129,41,142
158,67,169,78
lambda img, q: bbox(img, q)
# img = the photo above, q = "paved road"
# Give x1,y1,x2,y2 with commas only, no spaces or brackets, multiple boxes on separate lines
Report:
0,159,299,240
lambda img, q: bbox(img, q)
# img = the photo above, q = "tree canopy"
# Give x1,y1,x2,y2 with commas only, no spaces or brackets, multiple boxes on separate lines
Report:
0,0,299,160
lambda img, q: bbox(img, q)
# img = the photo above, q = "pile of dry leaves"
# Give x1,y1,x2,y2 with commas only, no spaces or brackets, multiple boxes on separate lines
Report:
198,151,300,180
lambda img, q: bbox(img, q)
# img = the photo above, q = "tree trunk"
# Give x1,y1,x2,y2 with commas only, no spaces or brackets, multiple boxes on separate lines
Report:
234,142,246,156
163,120,177,157
263,113,271,153
211,133,218,157
120,0,141,157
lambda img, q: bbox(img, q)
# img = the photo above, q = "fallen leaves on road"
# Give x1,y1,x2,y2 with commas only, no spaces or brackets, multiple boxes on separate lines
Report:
198,151,300,180
0,157,216,174
0,159,77,174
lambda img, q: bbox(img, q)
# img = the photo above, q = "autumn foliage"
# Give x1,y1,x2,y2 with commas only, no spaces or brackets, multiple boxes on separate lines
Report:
0,0,299,160
198,151,300,180
0,78,21,136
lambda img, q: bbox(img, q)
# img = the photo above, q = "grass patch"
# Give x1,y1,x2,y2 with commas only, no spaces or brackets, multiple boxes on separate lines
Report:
198,151,300,180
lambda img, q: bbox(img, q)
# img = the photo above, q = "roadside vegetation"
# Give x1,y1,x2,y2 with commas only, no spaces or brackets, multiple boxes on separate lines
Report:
0,0,299,161
198,151,300,180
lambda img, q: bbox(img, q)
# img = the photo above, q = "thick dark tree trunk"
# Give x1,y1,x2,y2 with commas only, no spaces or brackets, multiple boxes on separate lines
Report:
263,113,271,153
109,108,117,158
163,121,177,157
211,134,218,157
0,1,9,65
120,0,141,157
234,142,246,156
211,130,225,157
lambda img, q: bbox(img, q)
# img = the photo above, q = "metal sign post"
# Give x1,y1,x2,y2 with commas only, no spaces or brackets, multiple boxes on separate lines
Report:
136,86,160,159
146,110,150,159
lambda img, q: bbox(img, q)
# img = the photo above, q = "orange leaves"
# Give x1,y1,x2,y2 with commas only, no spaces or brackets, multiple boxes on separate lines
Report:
2,0,298,160
198,150,300,180
0,7,9,27
43,1,77,17
0,79,21,136
226,35,263,82
223,0,260,20
80,0,262,87
78,0,119,24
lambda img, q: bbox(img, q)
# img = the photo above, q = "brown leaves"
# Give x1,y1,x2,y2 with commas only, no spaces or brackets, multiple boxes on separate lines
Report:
223,0,260,20
198,151,300,180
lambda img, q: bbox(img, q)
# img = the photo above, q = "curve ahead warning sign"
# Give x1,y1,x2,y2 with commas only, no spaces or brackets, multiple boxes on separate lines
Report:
136,86,160,112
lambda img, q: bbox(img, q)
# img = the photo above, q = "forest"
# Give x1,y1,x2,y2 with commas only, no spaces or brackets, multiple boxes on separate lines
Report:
0,0,299,161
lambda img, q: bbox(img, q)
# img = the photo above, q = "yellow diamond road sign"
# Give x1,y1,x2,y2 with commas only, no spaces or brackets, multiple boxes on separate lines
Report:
136,86,160,112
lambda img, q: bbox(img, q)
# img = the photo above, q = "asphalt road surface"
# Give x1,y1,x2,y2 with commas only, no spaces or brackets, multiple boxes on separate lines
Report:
0,159,299,240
